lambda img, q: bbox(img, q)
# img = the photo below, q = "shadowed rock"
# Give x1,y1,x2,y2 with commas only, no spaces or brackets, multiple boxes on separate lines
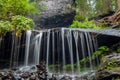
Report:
32,0,75,28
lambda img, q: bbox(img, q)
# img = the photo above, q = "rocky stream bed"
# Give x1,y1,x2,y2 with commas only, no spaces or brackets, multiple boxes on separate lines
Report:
1,54,120,80
0,62,92,80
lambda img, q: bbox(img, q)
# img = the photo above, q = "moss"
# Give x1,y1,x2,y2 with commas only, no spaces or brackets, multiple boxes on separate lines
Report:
79,46,109,66
112,78,120,80
104,58,119,70
48,64,58,70
98,54,120,72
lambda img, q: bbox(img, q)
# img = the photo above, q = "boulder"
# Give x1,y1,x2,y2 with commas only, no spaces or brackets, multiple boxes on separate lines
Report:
95,53,120,80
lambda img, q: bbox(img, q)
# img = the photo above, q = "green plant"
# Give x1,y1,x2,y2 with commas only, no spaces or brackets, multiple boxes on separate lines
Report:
80,57,90,65
79,46,109,65
0,0,39,37
112,78,120,80
48,64,58,70
92,46,109,59
70,18,103,29
99,57,118,70
74,15,85,21
0,0,40,20
117,47,120,53
105,58,118,70
11,15,34,37
0,21,14,36
63,64,73,70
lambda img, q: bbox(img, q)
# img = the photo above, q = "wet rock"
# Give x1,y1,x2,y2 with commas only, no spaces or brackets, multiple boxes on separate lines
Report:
80,70,96,80
20,72,30,79
95,53,120,80
60,75,72,80
14,72,21,80
49,74,57,80
36,62,46,71
0,70,16,80
29,73,36,80
36,62,48,79
19,65,37,73
96,70,120,80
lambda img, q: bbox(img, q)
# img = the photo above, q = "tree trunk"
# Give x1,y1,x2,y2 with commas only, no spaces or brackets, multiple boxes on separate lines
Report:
117,0,120,9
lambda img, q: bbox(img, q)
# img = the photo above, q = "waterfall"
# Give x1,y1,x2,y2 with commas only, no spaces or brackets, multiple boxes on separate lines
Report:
46,30,51,72
33,32,43,65
24,30,31,66
73,31,80,74
52,31,55,72
66,30,74,75
61,28,66,73
7,28,98,76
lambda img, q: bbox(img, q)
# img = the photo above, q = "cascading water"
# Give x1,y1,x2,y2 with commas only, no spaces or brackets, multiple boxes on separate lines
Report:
46,30,51,72
73,31,80,74
61,28,66,73
66,30,74,75
25,30,31,66
7,28,98,78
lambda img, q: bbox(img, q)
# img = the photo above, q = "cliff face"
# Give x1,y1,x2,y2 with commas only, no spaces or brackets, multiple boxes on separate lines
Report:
32,0,76,29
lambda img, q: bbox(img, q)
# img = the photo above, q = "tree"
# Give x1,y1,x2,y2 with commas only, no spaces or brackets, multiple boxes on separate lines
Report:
0,0,40,21
75,0,92,19
75,0,114,19
95,0,112,15
0,0,38,37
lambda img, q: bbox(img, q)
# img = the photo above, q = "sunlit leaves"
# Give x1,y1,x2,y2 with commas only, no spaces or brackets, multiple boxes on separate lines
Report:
0,0,40,20
11,15,34,37
0,21,14,36
70,18,102,30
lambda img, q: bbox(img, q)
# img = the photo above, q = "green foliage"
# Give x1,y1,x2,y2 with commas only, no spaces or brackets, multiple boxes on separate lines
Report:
12,15,34,31
11,15,34,37
111,0,116,7
80,46,109,65
75,0,93,18
0,15,34,37
117,48,120,53
0,21,14,36
0,0,40,20
0,0,39,37
79,57,89,65
63,64,72,70
112,78,120,80
74,15,85,21
75,0,115,18
63,63,93,72
92,46,109,59
95,0,109,15
105,58,118,70
99,57,120,72
48,64,58,70
70,18,103,29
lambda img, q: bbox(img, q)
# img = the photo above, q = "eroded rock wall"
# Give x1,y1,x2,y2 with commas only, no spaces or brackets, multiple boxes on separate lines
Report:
32,0,76,29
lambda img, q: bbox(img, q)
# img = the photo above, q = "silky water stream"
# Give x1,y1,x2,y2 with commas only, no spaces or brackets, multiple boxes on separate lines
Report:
0,28,99,79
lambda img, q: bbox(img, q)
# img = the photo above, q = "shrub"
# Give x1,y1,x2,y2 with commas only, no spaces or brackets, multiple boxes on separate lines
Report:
70,18,103,29
11,15,34,37
79,46,109,65
0,0,40,20
0,21,14,36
